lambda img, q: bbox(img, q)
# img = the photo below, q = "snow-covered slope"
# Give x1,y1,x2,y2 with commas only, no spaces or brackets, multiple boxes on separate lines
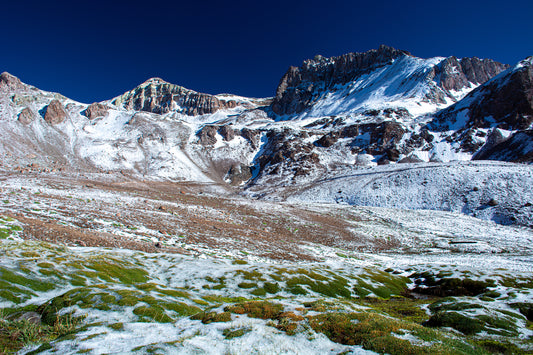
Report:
0,46,531,227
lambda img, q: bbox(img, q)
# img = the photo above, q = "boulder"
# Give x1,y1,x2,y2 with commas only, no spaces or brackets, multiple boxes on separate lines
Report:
85,102,110,119
18,107,36,124
44,99,68,125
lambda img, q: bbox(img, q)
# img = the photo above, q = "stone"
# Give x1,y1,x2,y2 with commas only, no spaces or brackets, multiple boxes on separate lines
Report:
44,99,68,125
18,107,36,124
226,164,252,186
85,102,110,119
398,155,424,163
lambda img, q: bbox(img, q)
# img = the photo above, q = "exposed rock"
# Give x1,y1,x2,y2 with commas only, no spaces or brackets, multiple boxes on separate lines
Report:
197,125,218,146
218,125,235,141
240,128,260,149
315,132,339,147
435,57,509,93
433,57,533,131
0,72,24,90
44,99,68,125
226,164,252,185
473,130,533,163
113,77,236,116
18,107,36,124
398,155,424,163
85,102,110,119
272,45,411,115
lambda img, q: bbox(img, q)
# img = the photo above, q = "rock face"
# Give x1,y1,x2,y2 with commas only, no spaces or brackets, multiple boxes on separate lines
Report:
433,57,533,131
271,45,410,115
113,78,237,115
435,57,509,93
473,130,533,163
44,100,68,125
18,107,36,124
85,102,110,119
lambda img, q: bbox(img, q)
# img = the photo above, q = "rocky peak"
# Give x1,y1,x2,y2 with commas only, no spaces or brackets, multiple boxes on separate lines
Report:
113,77,237,116
0,72,24,90
272,45,411,115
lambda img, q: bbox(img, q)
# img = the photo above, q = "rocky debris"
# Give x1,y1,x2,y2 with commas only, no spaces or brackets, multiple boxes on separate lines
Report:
218,125,235,141
433,57,533,131
473,130,533,163
254,129,321,179
0,72,24,90
272,45,411,115
488,198,499,206
197,125,218,146
44,99,68,125
18,107,37,124
85,102,111,119
226,163,252,185
398,155,424,164
113,77,237,115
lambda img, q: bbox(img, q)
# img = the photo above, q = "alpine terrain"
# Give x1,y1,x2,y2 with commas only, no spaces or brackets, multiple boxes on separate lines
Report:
1,46,532,354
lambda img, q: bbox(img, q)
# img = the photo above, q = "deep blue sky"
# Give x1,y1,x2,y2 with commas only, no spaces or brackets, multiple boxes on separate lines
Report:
2,0,532,103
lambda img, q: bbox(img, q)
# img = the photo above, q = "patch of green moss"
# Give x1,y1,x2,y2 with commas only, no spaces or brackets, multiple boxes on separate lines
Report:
363,296,430,323
412,272,495,297
0,267,55,293
108,322,124,331
191,311,232,324
223,326,252,339
238,282,257,289
310,311,484,354
251,287,267,296
225,301,284,319
424,311,484,335
236,269,265,281
133,306,173,323
232,259,248,265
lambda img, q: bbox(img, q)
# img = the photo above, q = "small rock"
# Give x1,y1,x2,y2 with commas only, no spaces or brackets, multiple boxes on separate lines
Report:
488,199,499,206
16,312,42,325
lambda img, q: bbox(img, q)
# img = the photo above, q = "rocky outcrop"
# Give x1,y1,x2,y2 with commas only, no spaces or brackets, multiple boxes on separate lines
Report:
44,100,68,125
271,45,411,115
435,57,509,93
18,108,36,125
0,72,24,90
218,125,235,141
432,57,533,131
113,78,237,116
226,164,252,185
85,102,111,119
197,125,219,146
473,130,533,163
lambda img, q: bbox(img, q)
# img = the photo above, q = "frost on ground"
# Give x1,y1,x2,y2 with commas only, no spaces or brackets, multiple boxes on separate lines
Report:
0,171,532,354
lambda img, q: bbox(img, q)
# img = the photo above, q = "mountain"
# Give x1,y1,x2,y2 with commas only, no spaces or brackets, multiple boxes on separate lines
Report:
0,46,531,227
271,45,508,119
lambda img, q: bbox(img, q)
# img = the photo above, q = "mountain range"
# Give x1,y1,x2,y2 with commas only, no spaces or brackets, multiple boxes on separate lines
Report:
1,45,532,225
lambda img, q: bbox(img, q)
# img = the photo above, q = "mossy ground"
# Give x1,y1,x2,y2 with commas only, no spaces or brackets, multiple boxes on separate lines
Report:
0,233,531,354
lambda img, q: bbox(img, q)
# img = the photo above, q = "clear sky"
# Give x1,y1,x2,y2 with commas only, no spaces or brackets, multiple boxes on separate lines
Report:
2,0,532,103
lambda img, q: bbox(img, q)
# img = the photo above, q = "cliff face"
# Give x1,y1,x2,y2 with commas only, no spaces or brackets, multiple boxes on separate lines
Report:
112,78,237,115
271,46,509,116
271,45,411,115
433,57,533,131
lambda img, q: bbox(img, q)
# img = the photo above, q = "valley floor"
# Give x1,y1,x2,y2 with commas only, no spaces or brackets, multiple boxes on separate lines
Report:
0,170,532,354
